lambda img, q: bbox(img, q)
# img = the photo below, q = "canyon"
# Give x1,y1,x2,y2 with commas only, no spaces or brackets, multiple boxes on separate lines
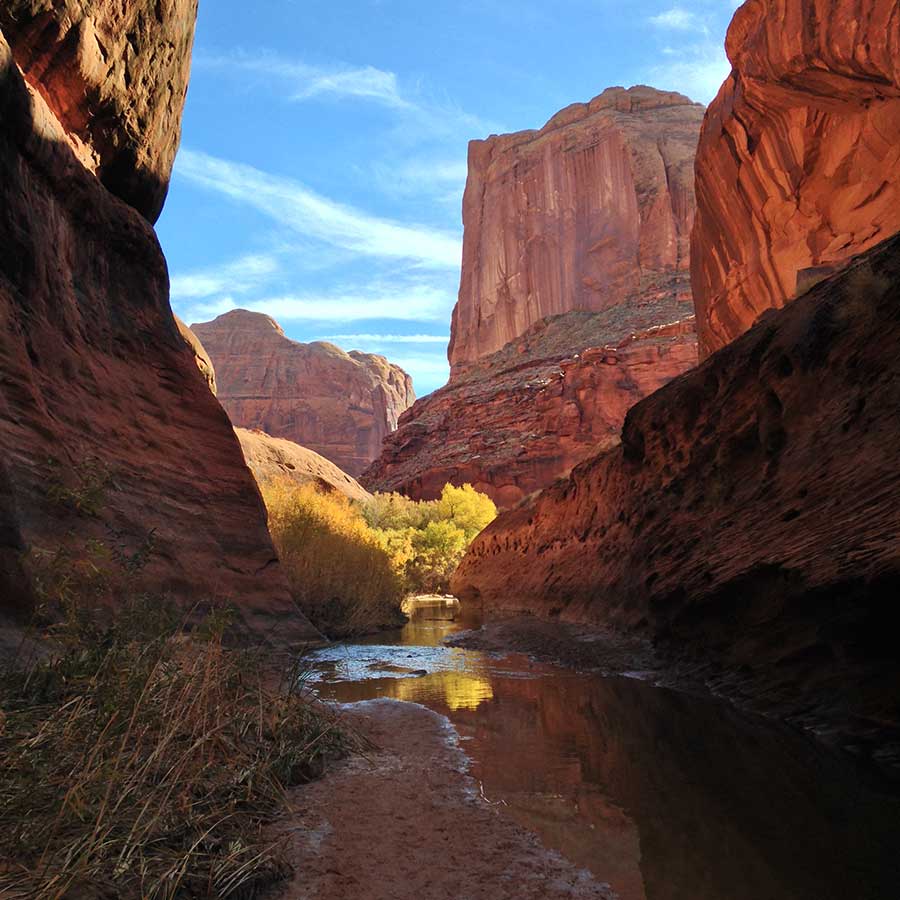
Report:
0,4,318,643
193,310,415,478
364,86,703,505
455,0,900,771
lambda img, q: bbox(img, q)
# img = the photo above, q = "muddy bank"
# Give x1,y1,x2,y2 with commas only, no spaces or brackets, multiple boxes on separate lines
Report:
272,698,616,900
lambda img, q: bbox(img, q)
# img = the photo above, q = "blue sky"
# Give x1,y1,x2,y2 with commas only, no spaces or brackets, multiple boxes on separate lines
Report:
157,1,740,396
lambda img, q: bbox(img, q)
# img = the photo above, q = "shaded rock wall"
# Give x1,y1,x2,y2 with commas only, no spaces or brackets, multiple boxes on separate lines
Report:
448,86,704,374
193,310,415,478
454,234,900,769
692,0,900,356
0,16,318,644
0,0,199,222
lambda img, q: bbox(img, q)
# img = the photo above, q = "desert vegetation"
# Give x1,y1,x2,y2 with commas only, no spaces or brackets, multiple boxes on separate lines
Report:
262,481,497,637
0,596,352,898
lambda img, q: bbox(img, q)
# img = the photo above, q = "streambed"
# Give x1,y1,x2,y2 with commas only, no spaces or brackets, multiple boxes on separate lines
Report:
305,598,900,900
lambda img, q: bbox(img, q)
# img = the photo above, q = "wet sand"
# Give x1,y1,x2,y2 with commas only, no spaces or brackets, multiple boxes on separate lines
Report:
274,698,617,900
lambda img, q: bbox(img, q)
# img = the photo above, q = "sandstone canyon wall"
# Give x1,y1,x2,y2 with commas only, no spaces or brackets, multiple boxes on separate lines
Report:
364,86,702,505
454,234,900,769
0,7,318,643
192,310,415,477
448,86,704,374
692,0,900,357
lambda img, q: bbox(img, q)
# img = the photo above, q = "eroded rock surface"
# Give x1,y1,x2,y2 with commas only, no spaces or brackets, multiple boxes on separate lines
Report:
0,0,199,221
236,428,372,503
363,304,697,507
0,18,318,644
454,235,900,770
193,310,415,477
692,0,900,356
448,85,704,374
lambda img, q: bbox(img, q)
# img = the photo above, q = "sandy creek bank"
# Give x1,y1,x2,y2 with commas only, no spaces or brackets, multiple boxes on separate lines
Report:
270,600,900,900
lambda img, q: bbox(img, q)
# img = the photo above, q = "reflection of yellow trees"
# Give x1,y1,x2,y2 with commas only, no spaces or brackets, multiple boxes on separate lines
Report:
392,672,494,711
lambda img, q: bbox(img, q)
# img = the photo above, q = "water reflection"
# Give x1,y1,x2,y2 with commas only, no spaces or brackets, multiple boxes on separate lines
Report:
308,598,900,900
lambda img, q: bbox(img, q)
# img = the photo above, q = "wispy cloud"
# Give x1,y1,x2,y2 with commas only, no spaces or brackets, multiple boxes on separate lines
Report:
175,149,462,270
196,52,409,108
170,253,279,301
320,333,450,344
648,6,706,32
650,40,731,103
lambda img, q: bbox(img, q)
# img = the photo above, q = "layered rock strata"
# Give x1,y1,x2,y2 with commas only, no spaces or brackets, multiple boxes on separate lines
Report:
363,302,697,507
691,0,900,356
192,310,415,477
448,85,705,374
454,235,900,770
0,12,318,643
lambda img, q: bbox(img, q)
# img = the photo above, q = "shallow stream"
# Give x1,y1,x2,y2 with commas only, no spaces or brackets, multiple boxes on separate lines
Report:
307,598,900,900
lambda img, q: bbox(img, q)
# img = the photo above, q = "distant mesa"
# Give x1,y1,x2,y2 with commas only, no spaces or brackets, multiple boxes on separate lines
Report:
364,85,703,506
192,309,415,477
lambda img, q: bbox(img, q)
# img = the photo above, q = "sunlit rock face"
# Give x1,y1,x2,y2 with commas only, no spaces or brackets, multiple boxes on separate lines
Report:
0,13,318,644
448,85,705,375
454,234,900,771
363,306,697,508
0,0,198,222
363,85,703,505
192,310,415,478
235,428,373,504
692,0,900,357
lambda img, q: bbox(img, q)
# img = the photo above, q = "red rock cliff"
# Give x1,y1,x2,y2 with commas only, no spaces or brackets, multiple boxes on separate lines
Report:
691,0,900,357
0,10,318,643
0,0,199,222
448,85,705,374
454,234,900,769
363,304,697,508
192,310,415,478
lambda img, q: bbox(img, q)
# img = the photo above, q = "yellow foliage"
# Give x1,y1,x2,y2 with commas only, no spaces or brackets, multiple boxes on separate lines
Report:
261,480,404,637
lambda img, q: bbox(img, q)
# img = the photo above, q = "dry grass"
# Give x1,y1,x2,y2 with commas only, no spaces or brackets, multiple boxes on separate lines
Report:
0,600,353,899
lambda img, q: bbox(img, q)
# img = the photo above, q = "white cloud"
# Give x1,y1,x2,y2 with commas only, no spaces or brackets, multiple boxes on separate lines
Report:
373,158,469,204
649,7,703,30
321,333,450,344
647,41,731,104
196,52,409,108
175,149,462,270
170,253,279,301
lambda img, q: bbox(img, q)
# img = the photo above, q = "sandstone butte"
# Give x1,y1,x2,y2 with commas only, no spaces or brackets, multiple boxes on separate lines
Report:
692,0,900,357
363,86,703,506
192,309,415,478
454,232,900,770
448,85,705,374
0,6,319,643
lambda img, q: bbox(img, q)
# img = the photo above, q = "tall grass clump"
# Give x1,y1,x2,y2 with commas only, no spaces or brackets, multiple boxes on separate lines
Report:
262,481,405,638
0,599,352,899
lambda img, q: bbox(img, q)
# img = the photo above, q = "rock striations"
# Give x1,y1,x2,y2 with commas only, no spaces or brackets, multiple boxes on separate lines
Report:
0,8,318,643
449,85,705,374
192,310,415,478
364,303,697,507
364,86,703,505
454,233,900,770
692,0,900,357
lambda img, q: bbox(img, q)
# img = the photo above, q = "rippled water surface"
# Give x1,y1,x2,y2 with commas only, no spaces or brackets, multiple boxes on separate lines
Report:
307,598,900,900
